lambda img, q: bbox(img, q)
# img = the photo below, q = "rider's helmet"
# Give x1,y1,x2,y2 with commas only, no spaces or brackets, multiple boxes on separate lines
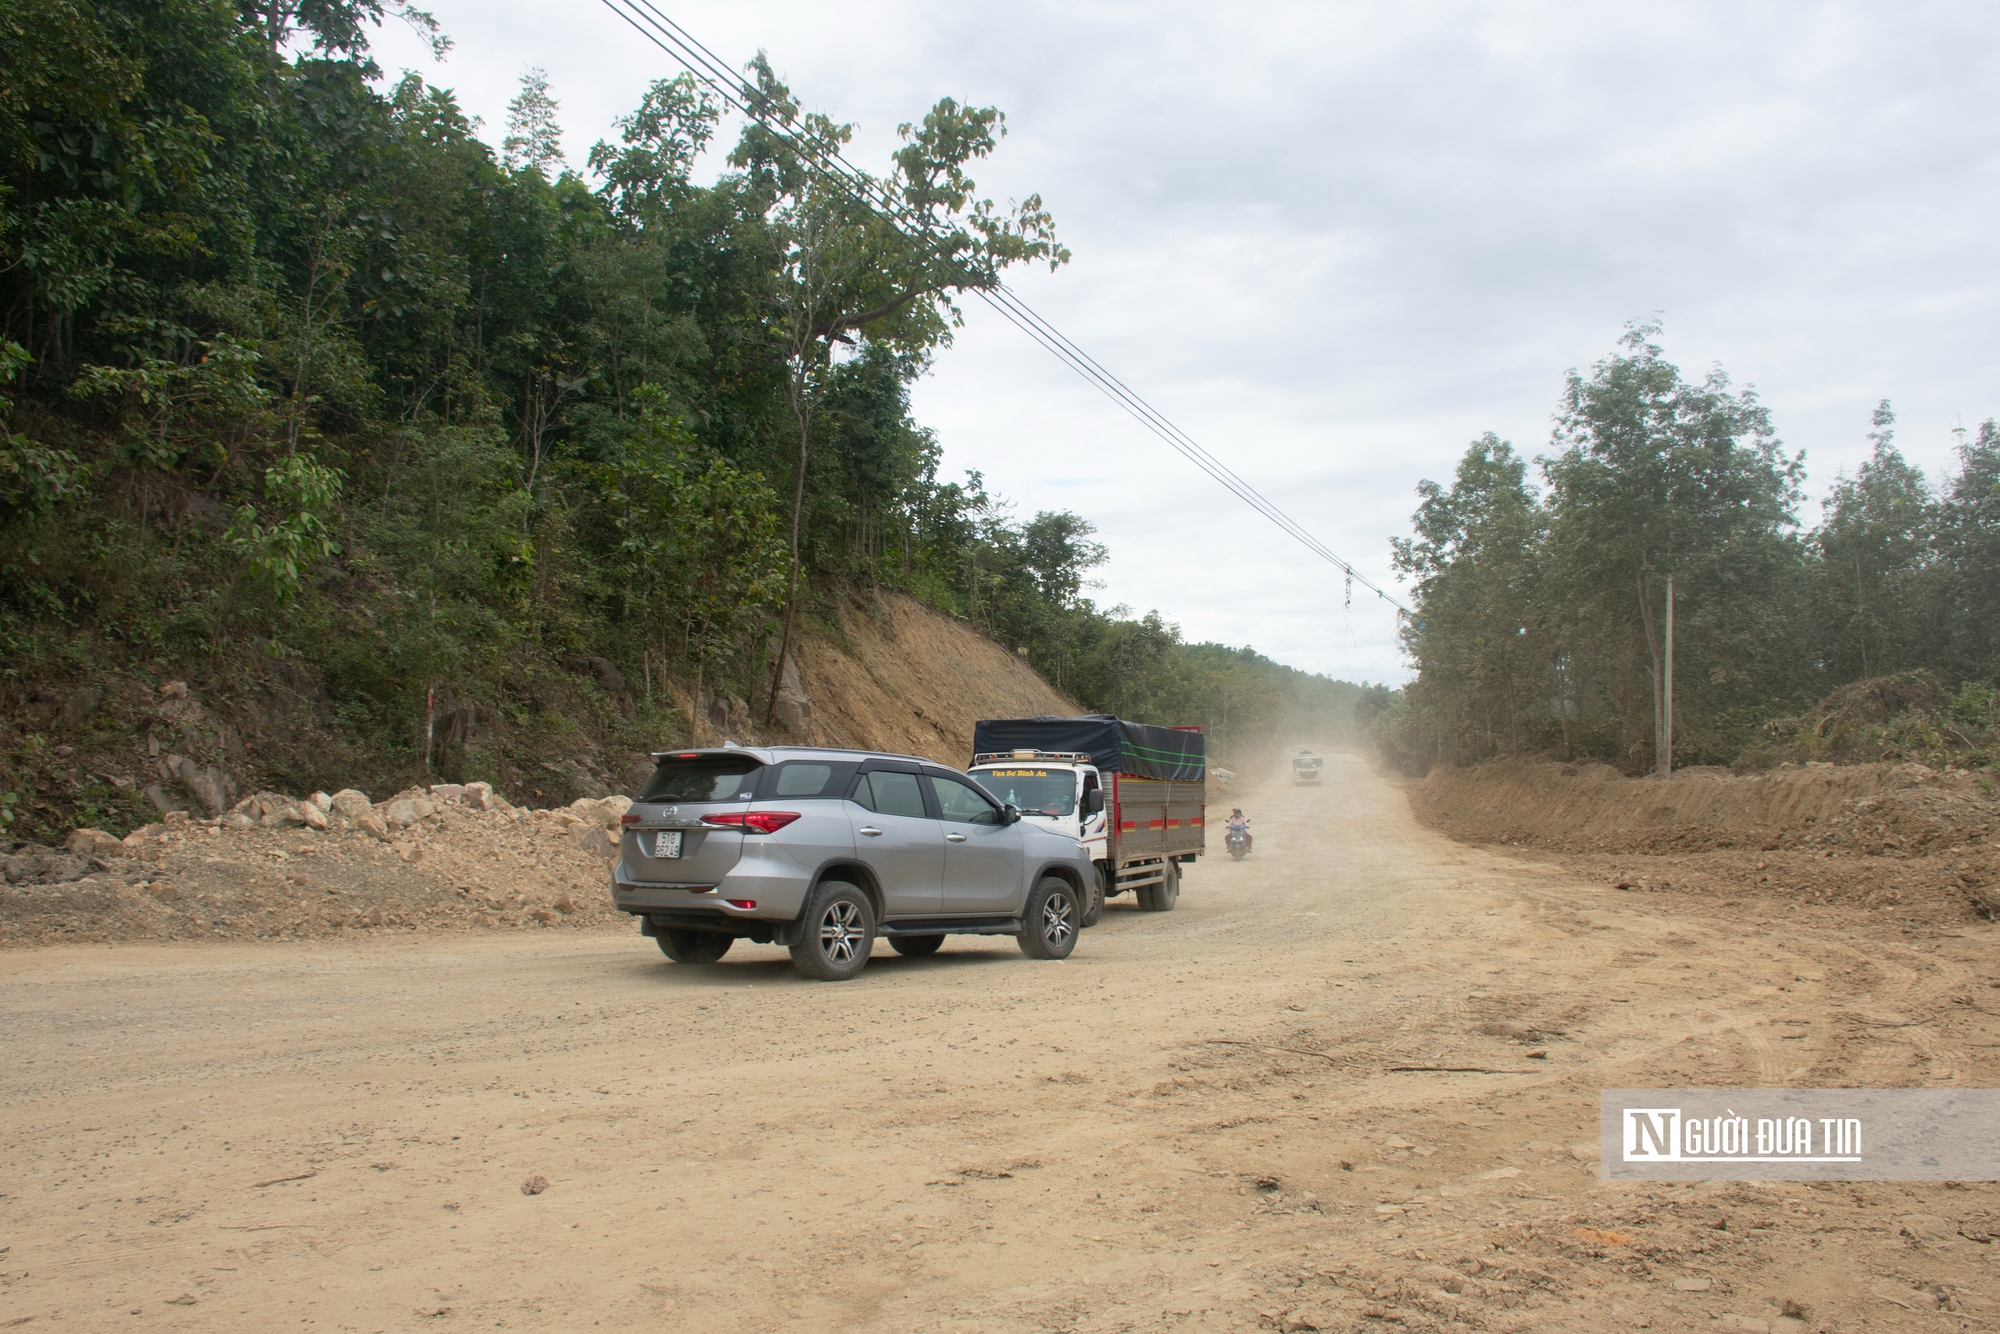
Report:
1231,808,1242,817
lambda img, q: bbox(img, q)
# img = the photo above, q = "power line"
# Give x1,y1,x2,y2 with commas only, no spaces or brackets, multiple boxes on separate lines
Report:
595,0,1411,614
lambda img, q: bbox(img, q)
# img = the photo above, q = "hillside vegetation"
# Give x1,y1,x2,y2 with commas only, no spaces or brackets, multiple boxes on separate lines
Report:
0,2,1366,842
1376,323,1999,776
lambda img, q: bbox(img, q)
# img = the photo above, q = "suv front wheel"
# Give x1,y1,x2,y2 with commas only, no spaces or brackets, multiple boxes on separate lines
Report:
1017,875,1080,960
789,881,875,981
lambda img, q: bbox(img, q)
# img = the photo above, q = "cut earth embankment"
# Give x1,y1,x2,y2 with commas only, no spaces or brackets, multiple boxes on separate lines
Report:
1407,755,1999,923
1,591,1082,947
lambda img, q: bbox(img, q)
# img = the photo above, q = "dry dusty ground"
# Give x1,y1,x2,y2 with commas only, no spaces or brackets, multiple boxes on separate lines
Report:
2,753,1997,1333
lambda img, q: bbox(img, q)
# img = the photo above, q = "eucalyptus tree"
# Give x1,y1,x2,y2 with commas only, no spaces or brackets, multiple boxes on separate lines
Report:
1817,402,1944,681
1542,322,1803,774
1390,433,1545,763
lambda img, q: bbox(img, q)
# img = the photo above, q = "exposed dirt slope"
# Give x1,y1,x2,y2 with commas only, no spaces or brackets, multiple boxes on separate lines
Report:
791,589,1078,764
2,592,1078,947
1410,756,2000,923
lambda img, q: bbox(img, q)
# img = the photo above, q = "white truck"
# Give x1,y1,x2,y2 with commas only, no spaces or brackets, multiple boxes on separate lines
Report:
967,714,1206,920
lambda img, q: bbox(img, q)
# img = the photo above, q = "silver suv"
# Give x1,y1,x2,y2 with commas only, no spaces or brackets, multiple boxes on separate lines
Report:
610,746,1099,980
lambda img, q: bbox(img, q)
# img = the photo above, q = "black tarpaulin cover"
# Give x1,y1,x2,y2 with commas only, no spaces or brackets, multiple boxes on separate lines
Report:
972,714,1205,781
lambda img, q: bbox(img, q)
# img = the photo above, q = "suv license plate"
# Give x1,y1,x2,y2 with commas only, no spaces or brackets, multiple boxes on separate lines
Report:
650,831,682,859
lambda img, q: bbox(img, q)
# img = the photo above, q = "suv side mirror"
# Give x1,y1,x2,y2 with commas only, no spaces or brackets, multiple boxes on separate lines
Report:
1003,803,1023,825
1082,788,1104,815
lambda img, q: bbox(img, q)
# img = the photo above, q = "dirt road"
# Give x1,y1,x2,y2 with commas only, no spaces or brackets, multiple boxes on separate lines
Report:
4,754,1995,1332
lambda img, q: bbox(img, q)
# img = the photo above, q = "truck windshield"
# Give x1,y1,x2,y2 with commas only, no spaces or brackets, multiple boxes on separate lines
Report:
970,768,1076,816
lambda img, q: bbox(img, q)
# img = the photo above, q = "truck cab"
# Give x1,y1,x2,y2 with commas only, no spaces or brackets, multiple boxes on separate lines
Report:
966,751,1108,862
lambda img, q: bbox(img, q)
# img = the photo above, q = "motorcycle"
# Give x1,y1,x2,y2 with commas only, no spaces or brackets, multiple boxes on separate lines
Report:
1225,824,1250,860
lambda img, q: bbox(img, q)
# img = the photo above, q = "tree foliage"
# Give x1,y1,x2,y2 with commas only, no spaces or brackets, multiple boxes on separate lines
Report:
1383,326,1999,775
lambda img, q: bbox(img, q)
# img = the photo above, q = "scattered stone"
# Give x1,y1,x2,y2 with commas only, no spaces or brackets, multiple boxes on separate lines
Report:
355,812,390,841
554,894,577,915
121,824,169,848
298,803,328,831
308,791,333,813
521,1174,550,1196
570,795,632,828
224,812,256,831
428,783,466,802
1672,1277,1713,1292
328,789,373,820
65,828,125,857
463,781,508,812
378,790,437,830
569,826,617,860
168,758,234,816
158,680,188,700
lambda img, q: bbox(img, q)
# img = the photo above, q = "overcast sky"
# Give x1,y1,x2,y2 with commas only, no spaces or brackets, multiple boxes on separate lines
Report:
374,2,1999,686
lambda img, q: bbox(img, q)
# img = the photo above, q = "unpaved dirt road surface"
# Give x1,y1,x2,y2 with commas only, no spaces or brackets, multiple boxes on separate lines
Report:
5,754,1996,1332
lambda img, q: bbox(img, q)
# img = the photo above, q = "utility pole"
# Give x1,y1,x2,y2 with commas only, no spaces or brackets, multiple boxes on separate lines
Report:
1661,575,1674,778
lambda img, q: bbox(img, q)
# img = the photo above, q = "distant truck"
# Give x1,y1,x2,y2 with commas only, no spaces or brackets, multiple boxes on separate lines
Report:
1293,751,1322,784
968,714,1205,917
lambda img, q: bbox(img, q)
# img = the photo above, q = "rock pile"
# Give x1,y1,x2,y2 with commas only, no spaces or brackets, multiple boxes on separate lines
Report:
4,783,643,945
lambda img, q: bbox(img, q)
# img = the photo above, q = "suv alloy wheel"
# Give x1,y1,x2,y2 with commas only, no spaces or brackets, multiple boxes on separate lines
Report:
1017,875,1079,959
789,881,875,981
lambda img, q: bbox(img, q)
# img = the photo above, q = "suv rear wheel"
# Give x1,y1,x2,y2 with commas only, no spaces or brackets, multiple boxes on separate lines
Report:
657,930,732,964
1017,875,1080,959
789,881,875,981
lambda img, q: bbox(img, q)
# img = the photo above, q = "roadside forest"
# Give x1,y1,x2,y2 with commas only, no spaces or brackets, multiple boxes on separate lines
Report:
1379,322,2000,776
0,1,1359,840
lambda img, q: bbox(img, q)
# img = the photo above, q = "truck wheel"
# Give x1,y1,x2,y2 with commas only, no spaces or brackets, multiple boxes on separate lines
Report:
890,934,944,958
1081,867,1107,928
788,882,875,981
1017,875,1080,959
1137,860,1180,913
657,930,732,964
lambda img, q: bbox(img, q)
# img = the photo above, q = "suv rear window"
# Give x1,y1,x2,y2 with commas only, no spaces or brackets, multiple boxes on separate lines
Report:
636,754,761,803
768,761,857,798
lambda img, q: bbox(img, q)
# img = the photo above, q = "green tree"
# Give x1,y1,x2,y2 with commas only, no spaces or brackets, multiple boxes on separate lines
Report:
1543,322,1803,773
501,68,565,178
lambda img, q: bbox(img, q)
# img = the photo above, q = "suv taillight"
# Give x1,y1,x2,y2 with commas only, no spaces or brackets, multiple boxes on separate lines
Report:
699,811,801,835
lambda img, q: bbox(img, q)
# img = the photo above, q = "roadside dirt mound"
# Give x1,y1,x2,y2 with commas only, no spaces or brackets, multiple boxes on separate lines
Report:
1,787,638,946
792,589,1078,764
1410,756,2000,922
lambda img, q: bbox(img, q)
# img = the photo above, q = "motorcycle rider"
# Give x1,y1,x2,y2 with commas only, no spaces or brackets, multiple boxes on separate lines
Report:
1226,808,1252,853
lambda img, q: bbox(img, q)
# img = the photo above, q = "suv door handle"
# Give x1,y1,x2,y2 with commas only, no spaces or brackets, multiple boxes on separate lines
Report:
859,826,884,837
945,833,967,842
